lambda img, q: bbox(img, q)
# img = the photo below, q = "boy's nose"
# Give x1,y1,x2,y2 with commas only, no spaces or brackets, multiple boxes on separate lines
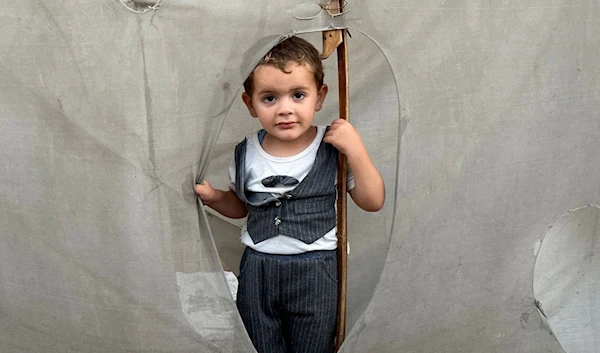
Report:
277,98,293,115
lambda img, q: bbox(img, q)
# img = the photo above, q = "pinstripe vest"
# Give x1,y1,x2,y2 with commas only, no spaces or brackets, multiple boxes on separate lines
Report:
234,131,338,244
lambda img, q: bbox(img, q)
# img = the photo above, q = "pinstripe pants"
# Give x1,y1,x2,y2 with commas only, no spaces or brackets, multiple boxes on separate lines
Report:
236,247,338,353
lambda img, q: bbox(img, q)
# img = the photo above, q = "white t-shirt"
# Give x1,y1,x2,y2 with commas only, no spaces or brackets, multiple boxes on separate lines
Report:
229,126,354,254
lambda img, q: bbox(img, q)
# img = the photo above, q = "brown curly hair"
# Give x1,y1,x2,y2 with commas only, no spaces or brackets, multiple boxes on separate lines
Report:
243,36,324,96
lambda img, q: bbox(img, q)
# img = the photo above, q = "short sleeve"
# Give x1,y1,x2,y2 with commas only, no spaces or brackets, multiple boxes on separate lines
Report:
347,166,355,191
336,164,355,191
228,154,236,191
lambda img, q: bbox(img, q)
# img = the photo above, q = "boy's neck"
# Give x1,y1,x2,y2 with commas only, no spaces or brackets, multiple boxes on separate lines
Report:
261,126,317,157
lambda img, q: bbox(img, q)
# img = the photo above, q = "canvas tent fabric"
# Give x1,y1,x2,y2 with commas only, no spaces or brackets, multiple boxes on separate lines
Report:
1,1,599,353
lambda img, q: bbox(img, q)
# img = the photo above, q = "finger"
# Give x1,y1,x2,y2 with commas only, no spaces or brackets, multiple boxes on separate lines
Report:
328,123,341,132
324,131,338,142
323,134,335,144
195,181,211,192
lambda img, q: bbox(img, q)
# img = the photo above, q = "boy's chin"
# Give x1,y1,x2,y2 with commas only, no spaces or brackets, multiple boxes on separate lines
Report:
269,127,315,141
269,133,302,142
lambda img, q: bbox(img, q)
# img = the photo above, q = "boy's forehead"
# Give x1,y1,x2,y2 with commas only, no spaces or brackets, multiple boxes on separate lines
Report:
251,63,318,90
254,62,315,76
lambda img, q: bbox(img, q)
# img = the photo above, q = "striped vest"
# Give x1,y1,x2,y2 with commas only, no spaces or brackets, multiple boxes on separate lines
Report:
234,132,338,244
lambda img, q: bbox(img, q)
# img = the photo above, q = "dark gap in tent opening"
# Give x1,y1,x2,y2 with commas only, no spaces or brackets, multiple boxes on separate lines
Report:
202,31,400,333
131,0,159,7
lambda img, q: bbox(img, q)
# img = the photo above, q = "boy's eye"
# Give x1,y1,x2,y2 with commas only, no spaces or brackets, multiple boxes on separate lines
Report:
262,96,276,103
293,92,306,100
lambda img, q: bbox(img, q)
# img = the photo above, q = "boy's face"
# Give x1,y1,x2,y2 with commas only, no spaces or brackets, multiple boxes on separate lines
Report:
242,63,328,145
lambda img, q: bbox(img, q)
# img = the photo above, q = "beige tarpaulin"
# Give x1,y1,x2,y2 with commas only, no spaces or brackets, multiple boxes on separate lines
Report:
1,1,599,352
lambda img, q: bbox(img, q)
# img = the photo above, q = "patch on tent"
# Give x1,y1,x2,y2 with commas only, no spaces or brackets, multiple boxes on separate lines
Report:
291,3,323,20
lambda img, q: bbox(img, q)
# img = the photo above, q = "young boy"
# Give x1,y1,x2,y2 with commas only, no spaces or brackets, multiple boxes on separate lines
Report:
195,36,384,353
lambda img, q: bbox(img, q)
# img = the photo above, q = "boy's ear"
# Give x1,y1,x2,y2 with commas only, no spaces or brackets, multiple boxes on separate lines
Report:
242,92,258,118
315,84,328,112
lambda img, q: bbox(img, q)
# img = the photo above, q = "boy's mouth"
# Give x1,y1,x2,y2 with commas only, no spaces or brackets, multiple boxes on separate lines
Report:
277,122,295,128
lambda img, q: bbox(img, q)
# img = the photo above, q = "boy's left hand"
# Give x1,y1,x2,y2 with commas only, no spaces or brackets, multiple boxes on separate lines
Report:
324,118,385,212
323,118,365,157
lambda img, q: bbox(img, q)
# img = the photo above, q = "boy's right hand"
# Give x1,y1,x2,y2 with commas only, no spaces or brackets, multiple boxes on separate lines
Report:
194,180,248,218
195,180,217,203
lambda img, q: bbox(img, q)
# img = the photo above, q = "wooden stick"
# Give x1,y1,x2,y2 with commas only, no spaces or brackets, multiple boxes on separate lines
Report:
320,1,350,350
334,27,349,351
